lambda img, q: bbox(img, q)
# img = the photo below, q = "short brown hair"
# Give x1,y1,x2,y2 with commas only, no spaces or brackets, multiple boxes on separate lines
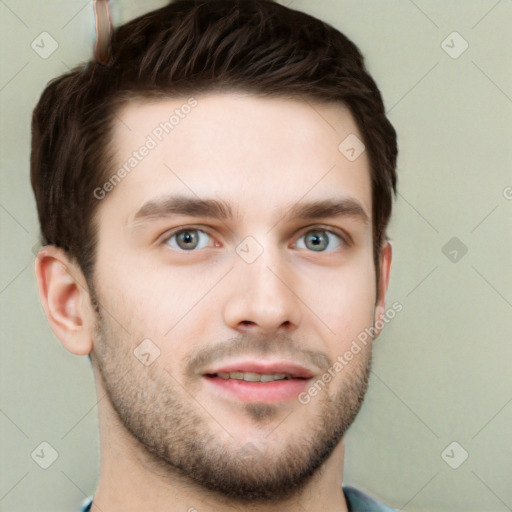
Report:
31,0,397,289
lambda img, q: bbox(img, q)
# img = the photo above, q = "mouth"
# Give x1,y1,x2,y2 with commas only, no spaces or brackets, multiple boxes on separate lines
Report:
201,360,314,402
205,371,302,382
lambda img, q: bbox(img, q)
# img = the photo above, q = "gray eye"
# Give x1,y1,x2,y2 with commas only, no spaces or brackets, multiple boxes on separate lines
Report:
165,229,211,251
295,229,343,252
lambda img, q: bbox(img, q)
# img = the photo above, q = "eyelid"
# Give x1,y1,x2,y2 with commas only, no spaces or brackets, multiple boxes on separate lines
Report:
294,224,352,247
158,225,218,247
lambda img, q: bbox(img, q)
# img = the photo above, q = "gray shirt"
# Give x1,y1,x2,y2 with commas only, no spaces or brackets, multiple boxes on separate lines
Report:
77,486,397,511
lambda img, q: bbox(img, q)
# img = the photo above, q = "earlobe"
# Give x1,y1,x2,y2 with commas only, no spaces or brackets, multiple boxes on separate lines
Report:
373,241,393,339
34,246,94,356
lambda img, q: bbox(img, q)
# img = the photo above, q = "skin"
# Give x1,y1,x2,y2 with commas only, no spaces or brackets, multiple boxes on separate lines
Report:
35,93,392,512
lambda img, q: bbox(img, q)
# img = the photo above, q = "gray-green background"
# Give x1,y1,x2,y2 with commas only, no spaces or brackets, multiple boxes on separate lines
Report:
1,1,511,510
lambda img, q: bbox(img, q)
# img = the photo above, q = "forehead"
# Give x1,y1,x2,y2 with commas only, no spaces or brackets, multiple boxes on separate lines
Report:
103,92,372,224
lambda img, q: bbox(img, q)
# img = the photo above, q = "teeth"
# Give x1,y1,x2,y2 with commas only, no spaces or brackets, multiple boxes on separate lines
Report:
216,372,290,382
243,372,262,382
260,373,287,382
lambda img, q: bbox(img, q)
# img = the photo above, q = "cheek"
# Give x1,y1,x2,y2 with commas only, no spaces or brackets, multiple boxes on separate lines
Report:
93,241,224,367
305,260,376,336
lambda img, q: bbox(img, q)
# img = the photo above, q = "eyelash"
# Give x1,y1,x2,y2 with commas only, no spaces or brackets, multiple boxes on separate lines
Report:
159,225,350,252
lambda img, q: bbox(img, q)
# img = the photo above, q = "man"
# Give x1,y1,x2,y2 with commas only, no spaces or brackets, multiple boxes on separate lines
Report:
31,0,398,510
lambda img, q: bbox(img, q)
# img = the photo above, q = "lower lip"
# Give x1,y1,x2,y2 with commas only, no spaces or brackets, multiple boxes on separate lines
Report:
204,376,310,402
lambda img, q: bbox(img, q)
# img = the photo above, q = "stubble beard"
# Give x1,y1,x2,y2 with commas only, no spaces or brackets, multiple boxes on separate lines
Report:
91,306,372,504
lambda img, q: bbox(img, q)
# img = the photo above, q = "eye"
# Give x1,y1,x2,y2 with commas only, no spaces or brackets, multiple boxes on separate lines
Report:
161,226,348,253
294,228,346,252
162,227,215,251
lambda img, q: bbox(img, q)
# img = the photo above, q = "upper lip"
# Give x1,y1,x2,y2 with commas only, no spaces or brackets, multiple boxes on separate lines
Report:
202,360,315,379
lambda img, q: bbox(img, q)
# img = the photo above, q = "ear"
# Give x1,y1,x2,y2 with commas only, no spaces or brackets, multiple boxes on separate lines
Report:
34,246,95,356
372,241,393,339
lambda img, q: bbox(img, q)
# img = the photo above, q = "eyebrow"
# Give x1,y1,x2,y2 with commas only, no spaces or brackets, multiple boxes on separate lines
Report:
131,194,370,226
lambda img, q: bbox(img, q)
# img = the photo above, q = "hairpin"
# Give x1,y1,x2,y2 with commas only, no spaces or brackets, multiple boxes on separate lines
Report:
93,0,113,65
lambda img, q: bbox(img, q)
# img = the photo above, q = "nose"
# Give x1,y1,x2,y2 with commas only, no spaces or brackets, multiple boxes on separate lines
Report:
222,243,303,335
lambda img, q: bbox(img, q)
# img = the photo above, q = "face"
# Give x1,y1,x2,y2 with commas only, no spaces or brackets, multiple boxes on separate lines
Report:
88,93,387,503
